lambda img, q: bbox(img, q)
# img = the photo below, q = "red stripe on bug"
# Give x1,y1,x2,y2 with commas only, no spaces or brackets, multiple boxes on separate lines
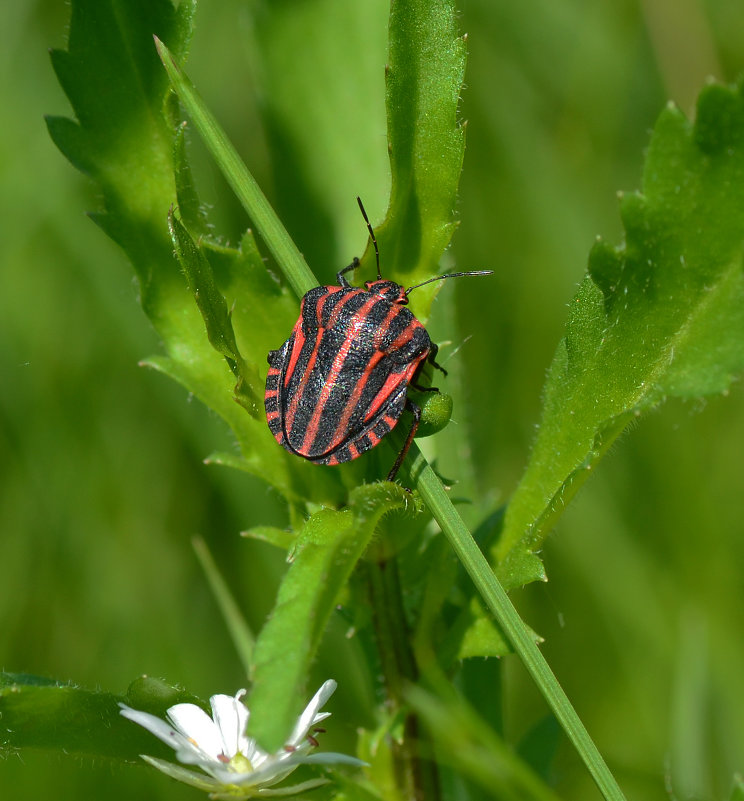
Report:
298,294,381,455
364,355,422,423
323,288,361,331
284,289,356,439
284,325,322,435
314,304,402,447
284,330,305,389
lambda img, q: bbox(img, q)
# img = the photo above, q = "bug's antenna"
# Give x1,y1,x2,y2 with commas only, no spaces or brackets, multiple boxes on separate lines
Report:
405,270,493,295
356,196,381,280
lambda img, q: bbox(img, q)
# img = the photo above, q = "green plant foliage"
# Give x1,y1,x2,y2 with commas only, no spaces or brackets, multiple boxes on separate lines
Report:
374,0,467,319
495,81,744,588
0,673,197,760
46,0,362,515
247,482,417,752
407,683,561,801
244,0,390,270
46,0,194,314
168,209,247,384
13,0,742,798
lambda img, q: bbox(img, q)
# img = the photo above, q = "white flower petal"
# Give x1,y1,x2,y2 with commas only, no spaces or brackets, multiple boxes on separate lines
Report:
123,679,362,798
286,679,337,746
166,702,225,762
210,692,249,759
119,704,196,753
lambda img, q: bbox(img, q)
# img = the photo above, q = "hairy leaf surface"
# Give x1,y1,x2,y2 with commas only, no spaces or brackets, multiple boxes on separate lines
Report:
496,82,744,587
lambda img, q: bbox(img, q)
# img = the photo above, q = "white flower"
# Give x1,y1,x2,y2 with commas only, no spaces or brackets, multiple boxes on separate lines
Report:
120,679,365,799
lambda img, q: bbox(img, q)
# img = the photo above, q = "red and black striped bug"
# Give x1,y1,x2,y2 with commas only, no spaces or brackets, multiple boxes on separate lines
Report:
264,198,492,481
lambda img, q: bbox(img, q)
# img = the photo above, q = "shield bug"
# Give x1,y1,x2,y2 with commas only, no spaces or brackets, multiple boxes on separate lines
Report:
265,198,491,481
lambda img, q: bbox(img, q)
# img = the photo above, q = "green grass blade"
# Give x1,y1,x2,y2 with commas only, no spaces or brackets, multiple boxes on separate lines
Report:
154,37,317,299
408,684,563,801
192,537,255,678
407,444,627,801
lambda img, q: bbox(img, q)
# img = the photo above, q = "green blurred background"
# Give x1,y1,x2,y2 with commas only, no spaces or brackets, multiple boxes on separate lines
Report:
2,1,744,799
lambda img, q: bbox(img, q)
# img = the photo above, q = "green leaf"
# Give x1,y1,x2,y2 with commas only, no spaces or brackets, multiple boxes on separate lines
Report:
168,209,242,365
247,482,417,751
495,80,744,586
49,0,356,509
453,597,513,660
155,37,317,299
47,0,241,440
407,683,562,801
47,0,194,310
242,526,297,551
123,675,203,714
372,0,467,319
244,0,390,269
172,119,209,236
168,208,262,415
0,673,196,760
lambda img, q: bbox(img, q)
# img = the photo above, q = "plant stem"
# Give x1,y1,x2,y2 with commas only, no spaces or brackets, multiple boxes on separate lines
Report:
365,556,441,801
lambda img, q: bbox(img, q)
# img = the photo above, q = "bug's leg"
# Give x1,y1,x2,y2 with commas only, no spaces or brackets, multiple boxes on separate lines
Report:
336,256,360,287
427,342,448,377
409,347,440,393
387,399,421,482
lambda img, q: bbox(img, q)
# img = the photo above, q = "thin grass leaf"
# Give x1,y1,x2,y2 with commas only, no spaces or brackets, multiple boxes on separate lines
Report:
407,684,563,801
192,536,255,677
154,37,317,299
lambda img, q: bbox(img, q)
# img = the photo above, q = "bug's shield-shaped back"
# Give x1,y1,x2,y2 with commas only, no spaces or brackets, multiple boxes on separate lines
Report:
265,284,430,466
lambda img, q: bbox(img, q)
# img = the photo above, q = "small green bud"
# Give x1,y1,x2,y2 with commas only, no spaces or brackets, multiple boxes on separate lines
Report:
416,392,454,438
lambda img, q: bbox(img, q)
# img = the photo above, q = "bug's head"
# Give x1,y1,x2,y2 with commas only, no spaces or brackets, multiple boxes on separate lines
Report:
365,279,408,304
354,196,494,305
